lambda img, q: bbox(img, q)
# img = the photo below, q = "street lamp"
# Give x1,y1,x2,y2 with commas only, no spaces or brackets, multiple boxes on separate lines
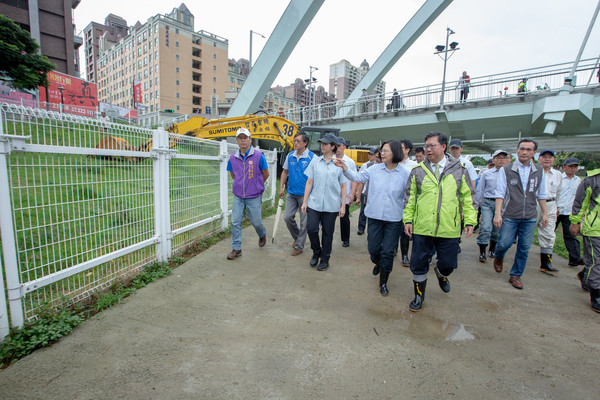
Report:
249,30,265,69
57,86,65,114
304,66,318,124
434,27,459,111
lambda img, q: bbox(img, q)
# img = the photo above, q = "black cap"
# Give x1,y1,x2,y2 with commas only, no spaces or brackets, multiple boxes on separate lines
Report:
539,149,555,156
335,136,348,146
563,157,580,166
449,139,463,148
369,147,377,155
318,133,338,144
487,159,494,165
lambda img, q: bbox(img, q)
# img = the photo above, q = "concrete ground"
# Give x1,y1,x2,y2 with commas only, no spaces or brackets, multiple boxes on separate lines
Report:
1,212,599,399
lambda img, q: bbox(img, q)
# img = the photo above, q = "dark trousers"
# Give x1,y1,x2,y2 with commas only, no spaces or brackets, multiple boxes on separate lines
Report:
410,234,460,277
307,208,337,262
399,220,410,255
339,203,351,242
367,218,402,273
556,214,583,262
357,194,367,232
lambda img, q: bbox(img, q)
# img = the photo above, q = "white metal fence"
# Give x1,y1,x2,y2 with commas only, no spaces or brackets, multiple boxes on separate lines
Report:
0,104,277,339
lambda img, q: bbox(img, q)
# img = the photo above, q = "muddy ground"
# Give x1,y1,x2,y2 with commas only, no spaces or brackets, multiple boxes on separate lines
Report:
1,212,598,399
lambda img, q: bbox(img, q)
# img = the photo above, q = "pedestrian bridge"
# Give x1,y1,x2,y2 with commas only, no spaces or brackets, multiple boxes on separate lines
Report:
282,59,600,154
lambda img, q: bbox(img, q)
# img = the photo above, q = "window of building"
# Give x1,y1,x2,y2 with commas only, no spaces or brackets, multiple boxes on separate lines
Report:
176,42,179,47
144,57,147,66
138,60,142,68
176,67,179,73
213,77,216,83
156,90,159,98
155,65,159,73
176,55,179,60
175,28,179,34
230,77,234,83
213,54,216,59
213,65,216,71
176,93,180,98
177,105,180,111
176,80,179,85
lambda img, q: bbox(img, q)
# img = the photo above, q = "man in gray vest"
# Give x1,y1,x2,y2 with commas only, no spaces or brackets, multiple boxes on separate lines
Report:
493,138,548,289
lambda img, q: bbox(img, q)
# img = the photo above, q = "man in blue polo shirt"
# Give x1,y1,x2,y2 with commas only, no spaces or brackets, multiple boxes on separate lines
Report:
279,132,315,256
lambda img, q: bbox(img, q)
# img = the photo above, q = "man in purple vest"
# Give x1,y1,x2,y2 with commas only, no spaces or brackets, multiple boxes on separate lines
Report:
226,128,270,260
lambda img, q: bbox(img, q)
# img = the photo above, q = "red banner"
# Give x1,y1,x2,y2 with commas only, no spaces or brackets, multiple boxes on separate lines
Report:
134,80,142,106
38,71,98,117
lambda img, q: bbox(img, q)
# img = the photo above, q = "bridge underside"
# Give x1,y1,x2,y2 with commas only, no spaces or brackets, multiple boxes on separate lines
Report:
311,87,600,154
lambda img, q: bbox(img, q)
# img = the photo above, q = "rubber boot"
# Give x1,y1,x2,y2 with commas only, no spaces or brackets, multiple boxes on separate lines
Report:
540,253,559,274
479,244,487,263
409,280,427,312
372,264,380,276
591,289,600,313
400,240,410,267
577,269,590,292
434,267,450,293
488,240,497,258
379,270,389,296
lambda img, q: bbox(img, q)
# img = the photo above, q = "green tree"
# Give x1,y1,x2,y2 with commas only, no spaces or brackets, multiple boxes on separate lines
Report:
470,155,487,166
0,15,55,90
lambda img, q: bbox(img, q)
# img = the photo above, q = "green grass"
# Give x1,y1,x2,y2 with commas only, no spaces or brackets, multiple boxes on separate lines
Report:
533,225,583,261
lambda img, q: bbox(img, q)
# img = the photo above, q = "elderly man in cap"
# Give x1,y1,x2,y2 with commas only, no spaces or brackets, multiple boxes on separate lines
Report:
556,158,584,266
493,138,548,289
226,127,270,260
334,136,357,247
536,149,562,274
475,150,511,262
448,139,477,188
356,147,379,235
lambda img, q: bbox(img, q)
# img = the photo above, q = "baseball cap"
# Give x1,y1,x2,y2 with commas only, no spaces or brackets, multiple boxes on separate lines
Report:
486,159,494,165
449,139,463,148
369,147,377,155
492,149,508,158
563,157,580,166
539,149,555,156
236,128,251,138
335,136,349,146
318,133,338,144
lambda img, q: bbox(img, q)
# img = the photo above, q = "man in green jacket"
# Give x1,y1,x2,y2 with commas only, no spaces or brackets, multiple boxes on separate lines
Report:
569,168,600,313
403,131,477,312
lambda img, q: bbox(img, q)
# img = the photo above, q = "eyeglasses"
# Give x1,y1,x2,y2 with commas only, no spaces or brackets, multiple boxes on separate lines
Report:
424,144,439,150
494,156,509,160
380,149,392,153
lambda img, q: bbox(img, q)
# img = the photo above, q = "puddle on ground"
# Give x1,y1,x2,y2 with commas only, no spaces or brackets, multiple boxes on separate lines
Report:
368,306,477,341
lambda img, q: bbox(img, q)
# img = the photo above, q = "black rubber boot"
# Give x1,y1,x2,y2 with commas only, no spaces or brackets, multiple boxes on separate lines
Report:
434,267,450,293
590,289,600,313
400,240,410,266
379,270,389,296
540,253,559,274
578,269,590,291
372,264,380,276
409,280,427,312
310,252,320,267
479,244,487,263
488,240,497,258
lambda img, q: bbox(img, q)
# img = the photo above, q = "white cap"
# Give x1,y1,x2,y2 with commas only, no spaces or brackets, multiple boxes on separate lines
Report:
236,128,251,138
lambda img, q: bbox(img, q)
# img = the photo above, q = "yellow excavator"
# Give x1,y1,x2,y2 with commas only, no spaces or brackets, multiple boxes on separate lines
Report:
97,113,369,166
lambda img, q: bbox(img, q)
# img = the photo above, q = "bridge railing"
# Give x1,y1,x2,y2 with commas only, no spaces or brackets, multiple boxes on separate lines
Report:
285,58,600,125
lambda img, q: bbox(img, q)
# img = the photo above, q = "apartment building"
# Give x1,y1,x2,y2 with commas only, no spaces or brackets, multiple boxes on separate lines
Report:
96,4,228,118
329,59,386,101
0,0,82,77
83,14,129,83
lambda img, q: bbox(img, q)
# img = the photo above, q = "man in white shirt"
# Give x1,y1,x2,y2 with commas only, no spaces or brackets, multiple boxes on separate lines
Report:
399,140,418,265
448,139,477,189
556,158,584,266
334,137,357,247
536,149,562,274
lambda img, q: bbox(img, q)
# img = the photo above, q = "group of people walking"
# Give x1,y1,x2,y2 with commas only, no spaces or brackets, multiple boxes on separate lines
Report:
226,127,600,314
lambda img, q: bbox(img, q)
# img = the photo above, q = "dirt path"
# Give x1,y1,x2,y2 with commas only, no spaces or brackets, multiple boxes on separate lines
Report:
1,213,598,399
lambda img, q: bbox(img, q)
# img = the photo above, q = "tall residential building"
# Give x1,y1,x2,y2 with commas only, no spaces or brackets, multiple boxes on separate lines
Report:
329,59,385,101
96,4,228,118
276,78,336,108
0,0,83,77
217,58,300,117
83,14,129,83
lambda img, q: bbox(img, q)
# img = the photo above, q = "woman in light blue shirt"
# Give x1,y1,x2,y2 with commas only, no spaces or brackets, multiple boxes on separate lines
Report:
334,140,410,296
301,133,347,271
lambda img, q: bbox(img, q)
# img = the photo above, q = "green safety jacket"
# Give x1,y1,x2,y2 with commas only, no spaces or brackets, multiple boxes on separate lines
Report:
403,155,477,238
570,168,600,237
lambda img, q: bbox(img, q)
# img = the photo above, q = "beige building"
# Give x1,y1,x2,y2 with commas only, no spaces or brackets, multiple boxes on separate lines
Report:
96,4,228,118
329,59,385,101
83,14,129,83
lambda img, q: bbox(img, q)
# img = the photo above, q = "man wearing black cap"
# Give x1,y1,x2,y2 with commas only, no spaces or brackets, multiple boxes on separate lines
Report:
556,158,584,266
448,139,477,189
334,137,357,247
537,149,562,274
475,150,511,262
356,147,378,235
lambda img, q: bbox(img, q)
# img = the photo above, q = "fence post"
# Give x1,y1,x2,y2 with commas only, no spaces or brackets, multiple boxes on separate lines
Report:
153,127,172,262
270,150,277,207
0,118,25,332
220,140,229,231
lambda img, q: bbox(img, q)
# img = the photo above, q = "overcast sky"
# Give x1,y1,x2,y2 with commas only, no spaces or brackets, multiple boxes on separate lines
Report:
74,0,600,91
